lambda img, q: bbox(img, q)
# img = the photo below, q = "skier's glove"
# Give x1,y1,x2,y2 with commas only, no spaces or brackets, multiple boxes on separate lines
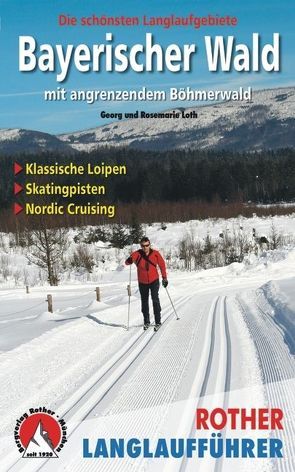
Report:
162,278,168,288
125,256,133,265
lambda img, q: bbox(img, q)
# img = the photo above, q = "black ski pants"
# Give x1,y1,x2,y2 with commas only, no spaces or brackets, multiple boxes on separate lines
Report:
139,279,161,324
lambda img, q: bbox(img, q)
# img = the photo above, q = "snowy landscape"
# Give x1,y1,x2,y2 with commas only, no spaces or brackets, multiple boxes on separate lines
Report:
0,213,294,471
0,0,294,470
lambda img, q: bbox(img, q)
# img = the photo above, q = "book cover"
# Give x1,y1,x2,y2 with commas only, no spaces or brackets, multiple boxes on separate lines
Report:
0,0,294,471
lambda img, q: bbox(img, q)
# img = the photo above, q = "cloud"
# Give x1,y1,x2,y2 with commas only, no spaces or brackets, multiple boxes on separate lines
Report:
0,91,43,98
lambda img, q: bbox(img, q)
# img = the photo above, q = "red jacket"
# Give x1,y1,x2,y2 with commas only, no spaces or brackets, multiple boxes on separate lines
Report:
125,249,167,284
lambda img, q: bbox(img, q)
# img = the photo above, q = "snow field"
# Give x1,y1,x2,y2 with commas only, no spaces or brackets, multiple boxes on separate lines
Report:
1,269,294,472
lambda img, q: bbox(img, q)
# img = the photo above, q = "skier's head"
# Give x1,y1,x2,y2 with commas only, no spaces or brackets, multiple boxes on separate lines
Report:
140,236,151,254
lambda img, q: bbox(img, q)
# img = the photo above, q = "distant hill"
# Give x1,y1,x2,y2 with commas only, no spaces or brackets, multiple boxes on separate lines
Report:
60,87,295,152
0,129,75,154
1,87,294,154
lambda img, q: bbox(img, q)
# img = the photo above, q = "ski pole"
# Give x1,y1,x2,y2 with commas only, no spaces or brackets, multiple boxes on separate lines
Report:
126,264,132,330
165,287,180,320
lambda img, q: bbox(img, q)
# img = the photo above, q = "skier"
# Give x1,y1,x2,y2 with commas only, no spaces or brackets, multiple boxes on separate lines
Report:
125,236,168,331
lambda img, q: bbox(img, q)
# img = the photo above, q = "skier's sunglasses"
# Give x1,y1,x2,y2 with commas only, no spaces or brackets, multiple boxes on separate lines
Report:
141,243,150,248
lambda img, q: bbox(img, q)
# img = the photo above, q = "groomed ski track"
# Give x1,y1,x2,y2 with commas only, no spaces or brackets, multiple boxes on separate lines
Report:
6,293,236,472
177,296,232,472
2,282,294,472
6,293,193,472
238,295,295,472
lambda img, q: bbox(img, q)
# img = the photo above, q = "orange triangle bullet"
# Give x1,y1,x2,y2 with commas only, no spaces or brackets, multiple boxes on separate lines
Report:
14,203,24,215
14,183,24,195
14,162,23,175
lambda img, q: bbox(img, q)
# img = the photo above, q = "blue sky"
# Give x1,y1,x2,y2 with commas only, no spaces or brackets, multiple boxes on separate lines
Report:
0,0,293,134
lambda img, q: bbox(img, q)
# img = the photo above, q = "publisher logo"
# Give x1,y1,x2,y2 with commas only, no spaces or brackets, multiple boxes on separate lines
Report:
14,407,67,458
